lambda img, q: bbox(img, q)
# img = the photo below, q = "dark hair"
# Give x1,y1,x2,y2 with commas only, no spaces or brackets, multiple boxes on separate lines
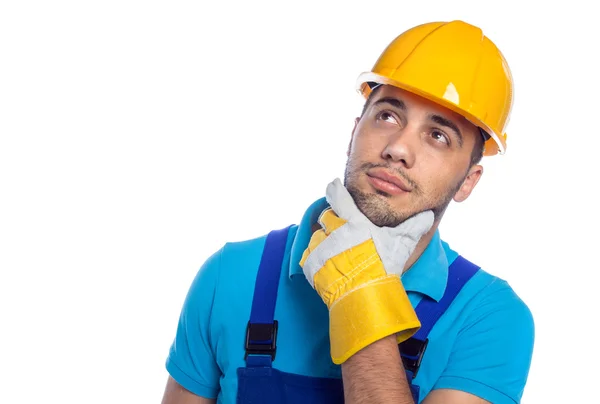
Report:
470,129,485,166
360,84,485,167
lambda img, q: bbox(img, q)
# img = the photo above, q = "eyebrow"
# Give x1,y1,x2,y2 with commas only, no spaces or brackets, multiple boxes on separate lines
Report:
429,114,463,147
372,97,407,112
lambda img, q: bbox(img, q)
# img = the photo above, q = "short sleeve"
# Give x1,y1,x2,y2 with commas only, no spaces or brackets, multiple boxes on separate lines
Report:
165,248,224,399
433,280,535,403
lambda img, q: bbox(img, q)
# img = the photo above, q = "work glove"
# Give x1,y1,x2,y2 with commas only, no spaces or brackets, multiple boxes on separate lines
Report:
300,178,434,364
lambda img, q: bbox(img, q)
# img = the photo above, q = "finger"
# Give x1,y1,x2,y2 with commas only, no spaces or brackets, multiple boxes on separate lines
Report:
318,208,348,235
300,228,327,268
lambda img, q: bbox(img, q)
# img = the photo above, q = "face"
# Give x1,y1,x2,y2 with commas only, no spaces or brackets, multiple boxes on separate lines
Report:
344,85,483,227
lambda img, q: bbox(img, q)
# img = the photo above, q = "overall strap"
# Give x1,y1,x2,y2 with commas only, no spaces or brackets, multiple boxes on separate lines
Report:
401,256,480,402
244,226,292,368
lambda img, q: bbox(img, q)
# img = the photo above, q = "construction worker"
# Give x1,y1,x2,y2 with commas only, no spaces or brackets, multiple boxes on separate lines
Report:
161,20,535,404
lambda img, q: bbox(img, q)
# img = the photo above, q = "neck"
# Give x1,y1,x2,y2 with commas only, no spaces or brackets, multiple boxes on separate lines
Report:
402,221,440,273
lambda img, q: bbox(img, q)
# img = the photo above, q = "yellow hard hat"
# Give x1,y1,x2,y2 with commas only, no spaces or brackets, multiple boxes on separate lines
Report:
356,20,513,156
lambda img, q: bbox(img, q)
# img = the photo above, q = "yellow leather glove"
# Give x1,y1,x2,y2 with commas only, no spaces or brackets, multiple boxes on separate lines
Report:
300,178,433,364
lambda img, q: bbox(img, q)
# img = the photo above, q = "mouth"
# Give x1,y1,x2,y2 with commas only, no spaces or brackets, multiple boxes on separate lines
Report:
366,168,412,195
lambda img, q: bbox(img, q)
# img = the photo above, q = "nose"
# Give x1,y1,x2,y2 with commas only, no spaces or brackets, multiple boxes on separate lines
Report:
381,126,417,168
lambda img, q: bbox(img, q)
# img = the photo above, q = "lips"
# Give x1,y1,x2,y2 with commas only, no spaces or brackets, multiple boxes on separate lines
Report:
367,168,411,193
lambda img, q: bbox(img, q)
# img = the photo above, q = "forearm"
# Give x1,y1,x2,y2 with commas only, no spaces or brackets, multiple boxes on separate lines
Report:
341,335,414,404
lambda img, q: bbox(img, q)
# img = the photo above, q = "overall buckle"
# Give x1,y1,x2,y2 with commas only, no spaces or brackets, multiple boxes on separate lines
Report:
399,338,429,378
244,321,278,360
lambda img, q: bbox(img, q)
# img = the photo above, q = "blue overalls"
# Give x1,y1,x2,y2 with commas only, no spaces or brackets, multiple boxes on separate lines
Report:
237,226,479,403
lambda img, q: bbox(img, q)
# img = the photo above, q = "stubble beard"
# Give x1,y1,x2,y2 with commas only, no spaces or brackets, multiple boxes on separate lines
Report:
343,161,462,228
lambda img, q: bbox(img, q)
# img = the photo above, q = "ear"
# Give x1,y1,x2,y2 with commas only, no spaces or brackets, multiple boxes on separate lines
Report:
348,117,360,156
453,164,483,203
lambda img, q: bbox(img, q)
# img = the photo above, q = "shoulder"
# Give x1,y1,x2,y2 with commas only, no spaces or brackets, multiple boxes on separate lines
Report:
217,225,298,276
442,253,535,338
463,264,534,330
440,241,534,332
180,232,271,309
195,225,299,306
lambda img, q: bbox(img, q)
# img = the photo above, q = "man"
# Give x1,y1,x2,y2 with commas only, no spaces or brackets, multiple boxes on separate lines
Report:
162,20,534,404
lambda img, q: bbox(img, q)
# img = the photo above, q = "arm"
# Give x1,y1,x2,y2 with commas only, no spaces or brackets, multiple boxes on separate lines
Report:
342,335,413,403
162,377,216,404
342,337,488,404
343,281,534,404
423,389,489,404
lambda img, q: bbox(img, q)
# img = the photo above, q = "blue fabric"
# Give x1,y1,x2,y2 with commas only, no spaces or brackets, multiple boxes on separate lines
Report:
245,226,291,368
236,367,344,404
166,198,535,404
413,256,480,340
237,227,344,404
249,226,291,324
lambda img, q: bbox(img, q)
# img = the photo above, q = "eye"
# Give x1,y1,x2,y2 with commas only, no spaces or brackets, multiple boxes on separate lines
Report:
376,111,399,125
431,130,450,145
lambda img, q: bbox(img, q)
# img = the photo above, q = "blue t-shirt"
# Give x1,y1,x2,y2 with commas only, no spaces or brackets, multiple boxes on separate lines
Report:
166,198,535,403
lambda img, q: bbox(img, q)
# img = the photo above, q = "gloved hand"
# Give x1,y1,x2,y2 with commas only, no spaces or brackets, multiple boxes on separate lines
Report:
300,178,434,364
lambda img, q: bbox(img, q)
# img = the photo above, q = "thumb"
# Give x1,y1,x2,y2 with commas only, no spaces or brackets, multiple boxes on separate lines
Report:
325,178,367,223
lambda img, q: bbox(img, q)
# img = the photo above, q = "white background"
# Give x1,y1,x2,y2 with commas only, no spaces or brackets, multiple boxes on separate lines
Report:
1,1,598,403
